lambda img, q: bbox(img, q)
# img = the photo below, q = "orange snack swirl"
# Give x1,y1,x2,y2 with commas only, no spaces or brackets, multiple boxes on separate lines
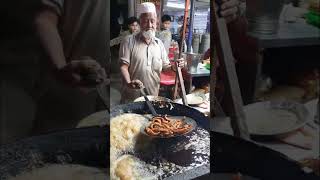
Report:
145,115,192,137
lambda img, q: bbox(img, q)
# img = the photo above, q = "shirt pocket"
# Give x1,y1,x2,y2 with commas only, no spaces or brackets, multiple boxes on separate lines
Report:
152,56,162,73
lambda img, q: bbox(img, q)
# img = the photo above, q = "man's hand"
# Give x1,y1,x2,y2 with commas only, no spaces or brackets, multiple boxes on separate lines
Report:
57,58,107,87
172,58,186,71
218,0,240,23
127,79,144,89
177,58,185,68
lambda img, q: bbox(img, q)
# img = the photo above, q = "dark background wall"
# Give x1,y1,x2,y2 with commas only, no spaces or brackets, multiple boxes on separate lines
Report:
110,0,128,39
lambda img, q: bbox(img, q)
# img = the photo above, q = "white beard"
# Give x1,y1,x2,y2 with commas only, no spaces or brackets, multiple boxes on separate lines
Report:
142,29,155,40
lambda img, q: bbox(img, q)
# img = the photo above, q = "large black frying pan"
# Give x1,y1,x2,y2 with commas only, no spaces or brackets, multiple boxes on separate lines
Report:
0,127,108,179
110,101,210,129
211,131,319,180
110,101,210,180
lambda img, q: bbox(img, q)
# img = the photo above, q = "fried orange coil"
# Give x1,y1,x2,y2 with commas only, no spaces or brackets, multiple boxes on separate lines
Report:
145,115,192,137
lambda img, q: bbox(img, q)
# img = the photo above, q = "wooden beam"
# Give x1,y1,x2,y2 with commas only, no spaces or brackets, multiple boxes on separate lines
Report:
211,2,250,140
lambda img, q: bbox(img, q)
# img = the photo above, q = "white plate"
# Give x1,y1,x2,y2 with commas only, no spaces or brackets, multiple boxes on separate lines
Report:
174,98,210,115
244,100,310,136
186,94,204,105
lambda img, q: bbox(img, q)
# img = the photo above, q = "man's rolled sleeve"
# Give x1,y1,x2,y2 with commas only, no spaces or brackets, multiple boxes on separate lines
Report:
119,36,131,65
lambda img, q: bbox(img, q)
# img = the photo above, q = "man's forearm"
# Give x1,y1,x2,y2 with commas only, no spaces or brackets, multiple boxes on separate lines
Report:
120,64,131,84
34,10,66,70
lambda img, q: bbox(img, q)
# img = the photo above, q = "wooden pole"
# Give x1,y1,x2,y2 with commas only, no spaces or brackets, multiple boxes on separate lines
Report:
173,0,190,106
211,1,250,140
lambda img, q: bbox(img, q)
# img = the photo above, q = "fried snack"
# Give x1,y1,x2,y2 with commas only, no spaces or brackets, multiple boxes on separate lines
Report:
145,115,192,137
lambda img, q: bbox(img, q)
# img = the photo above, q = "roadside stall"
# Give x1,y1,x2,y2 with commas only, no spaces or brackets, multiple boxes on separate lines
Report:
109,0,211,179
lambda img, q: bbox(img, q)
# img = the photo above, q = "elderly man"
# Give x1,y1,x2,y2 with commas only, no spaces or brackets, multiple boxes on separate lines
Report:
119,2,184,104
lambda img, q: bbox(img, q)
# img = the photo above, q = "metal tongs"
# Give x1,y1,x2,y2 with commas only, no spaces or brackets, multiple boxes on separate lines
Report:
140,87,158,117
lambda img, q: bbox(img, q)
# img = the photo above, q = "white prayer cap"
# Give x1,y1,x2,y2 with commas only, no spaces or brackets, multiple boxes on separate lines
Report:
137,2,156,17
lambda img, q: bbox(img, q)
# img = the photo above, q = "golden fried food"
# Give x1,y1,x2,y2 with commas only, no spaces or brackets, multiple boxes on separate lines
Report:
145,115,192,137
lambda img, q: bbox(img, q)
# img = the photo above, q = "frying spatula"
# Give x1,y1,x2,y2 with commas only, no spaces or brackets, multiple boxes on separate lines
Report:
140,87,158,117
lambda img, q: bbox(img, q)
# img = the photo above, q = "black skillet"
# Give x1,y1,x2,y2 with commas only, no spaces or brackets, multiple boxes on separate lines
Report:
110,101,210,179
110,101,209,128
0,127,108,179
211,131,319,180
111,101,208,141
